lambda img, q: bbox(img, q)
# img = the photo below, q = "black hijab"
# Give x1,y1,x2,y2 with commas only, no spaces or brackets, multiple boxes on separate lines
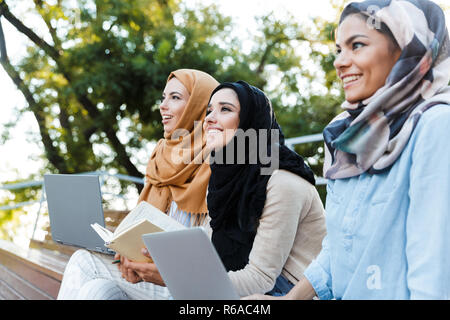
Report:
207,80,315,271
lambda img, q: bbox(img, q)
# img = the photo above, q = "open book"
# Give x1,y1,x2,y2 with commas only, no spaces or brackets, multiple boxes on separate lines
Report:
91,201,186,262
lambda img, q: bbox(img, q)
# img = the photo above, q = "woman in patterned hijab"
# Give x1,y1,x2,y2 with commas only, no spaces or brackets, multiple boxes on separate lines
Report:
246,0,450,300
323,0,450,178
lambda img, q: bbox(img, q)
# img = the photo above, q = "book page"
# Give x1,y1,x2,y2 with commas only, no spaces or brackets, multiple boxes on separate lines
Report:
108,201,187,260
108,219,164,262
112,218,155,239
114,201,185,236
90,223,114,243
114,201,152,235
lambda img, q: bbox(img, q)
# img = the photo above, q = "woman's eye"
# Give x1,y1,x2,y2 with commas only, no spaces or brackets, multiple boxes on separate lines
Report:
206,108,212,115
352,42,365,50
172,95,180,100
335,48,341,55
221,106,231,112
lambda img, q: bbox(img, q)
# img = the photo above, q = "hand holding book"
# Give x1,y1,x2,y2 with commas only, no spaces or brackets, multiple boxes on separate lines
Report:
114,247,165,286
91,201,186,262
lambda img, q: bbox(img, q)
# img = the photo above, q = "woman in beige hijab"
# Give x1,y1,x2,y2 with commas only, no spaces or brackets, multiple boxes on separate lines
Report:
57,69,219,300
138,69,218,224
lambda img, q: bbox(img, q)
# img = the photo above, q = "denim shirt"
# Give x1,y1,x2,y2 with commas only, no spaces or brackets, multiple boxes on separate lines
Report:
303,104,450,300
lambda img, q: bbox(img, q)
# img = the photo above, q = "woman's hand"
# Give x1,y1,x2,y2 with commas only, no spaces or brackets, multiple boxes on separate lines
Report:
117,249,166,286
242,277,316,300
115,253,142,284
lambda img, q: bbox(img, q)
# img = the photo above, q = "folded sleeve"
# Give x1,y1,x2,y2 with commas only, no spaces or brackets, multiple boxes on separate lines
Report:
303,234,333,300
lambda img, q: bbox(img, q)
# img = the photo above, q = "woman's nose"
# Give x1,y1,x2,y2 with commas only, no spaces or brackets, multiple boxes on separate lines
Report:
334,50,351,70
159,98,168,111
205,110,216,123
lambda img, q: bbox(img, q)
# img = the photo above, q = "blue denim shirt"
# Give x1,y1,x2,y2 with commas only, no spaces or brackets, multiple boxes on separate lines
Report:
304,104,450,300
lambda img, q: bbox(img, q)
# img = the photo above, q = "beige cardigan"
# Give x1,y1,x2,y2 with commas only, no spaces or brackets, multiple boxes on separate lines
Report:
204,169,327,297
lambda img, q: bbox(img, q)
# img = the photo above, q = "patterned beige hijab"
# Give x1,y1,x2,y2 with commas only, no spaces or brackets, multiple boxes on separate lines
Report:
323,0,450,179
138,69,219,220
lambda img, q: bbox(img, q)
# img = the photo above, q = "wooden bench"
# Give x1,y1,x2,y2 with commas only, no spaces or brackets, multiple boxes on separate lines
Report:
0,239,68,300
0,209,128,300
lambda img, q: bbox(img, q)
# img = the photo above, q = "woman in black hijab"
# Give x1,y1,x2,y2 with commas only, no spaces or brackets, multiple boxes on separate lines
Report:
203,81,327,297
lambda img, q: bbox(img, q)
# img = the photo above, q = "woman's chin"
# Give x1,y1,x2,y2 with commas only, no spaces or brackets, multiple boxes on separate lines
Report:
344,88,376,104
163,125,174,135
206,142,221,152
344,93,365,104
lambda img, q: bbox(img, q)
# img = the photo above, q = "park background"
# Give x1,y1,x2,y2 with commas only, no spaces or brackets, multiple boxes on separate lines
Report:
0,0,449,248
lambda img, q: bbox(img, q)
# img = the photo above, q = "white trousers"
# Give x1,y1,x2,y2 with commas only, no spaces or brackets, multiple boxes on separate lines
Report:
57,249,172,300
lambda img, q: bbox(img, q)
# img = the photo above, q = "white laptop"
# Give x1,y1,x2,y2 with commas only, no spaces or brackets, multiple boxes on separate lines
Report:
43,174,115,255
142,228,240,300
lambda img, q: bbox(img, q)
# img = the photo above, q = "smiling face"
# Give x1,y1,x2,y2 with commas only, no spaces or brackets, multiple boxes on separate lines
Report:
203,88,241,151
334,14,401,103
160,77,190,134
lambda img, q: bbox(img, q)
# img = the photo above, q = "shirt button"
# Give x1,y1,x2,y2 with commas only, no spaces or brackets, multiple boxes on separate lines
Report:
343,235,352,252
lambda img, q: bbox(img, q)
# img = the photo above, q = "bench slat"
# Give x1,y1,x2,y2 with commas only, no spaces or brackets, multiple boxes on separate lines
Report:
0,278,25,300
0,240,70,299
0,240,68,280
0,264,51,300
0,249,60,299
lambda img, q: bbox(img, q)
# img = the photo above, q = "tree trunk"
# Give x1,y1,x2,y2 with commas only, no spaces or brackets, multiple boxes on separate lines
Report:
0,20,69,173
1,2,144,191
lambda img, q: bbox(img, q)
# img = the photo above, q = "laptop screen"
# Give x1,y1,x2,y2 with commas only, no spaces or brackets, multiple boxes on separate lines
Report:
44,174,110,253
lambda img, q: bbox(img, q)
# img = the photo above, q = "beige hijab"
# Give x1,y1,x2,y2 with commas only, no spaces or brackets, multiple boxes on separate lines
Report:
138,69,219,221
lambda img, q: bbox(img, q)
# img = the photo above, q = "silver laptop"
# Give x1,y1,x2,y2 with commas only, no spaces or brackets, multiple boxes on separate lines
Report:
43,174,114,255
142,228,240,300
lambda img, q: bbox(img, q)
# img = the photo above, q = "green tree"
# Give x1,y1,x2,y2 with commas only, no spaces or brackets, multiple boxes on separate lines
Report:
0,0,240,189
